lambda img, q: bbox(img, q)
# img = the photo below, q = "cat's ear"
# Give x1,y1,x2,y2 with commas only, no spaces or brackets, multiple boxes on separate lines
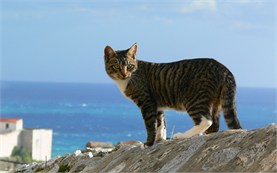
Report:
104,45,115,61
127,43,137,59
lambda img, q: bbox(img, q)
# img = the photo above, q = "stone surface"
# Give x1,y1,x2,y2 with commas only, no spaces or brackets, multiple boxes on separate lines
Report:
86,141,114,148
16,124,277,173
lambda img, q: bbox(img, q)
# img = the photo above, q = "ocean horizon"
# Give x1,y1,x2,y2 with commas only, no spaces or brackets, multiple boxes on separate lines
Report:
1,81,276,158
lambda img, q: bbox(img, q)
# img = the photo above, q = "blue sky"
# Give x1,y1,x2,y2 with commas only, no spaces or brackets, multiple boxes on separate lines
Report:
1,0,276,88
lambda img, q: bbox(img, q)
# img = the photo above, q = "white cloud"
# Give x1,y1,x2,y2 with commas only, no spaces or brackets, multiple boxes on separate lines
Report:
231,21,271,31
234,0,263,4
179,0,217,13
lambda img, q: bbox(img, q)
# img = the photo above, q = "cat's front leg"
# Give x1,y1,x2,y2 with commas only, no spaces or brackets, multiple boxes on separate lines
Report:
155,111,166,142
141,109,158,147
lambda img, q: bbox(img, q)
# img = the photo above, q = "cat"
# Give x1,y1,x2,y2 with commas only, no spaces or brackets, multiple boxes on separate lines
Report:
104,43,242,146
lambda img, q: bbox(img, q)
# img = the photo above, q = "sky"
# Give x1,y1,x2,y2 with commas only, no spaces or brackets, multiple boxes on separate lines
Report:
1,0,276,88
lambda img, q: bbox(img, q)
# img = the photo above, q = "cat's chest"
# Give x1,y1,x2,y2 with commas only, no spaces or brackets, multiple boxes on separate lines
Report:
114,79,130,97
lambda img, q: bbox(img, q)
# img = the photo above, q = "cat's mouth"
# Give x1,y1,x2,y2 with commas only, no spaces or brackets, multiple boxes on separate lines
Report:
118,74,130,80
109,73,130,80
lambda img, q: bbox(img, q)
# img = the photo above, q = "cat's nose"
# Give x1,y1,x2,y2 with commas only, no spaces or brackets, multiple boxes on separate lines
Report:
121,68,128,78
121,73,127,78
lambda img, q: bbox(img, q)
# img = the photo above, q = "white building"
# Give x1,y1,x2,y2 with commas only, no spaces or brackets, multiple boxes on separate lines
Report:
0,118,52,161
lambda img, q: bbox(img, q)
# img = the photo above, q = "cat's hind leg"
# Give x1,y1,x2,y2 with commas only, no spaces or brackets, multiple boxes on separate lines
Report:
155,111,167,142
174,116,212,139
205,101,221,134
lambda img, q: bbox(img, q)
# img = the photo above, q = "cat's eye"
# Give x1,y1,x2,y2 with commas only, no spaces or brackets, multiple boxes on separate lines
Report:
112,65,120,70
127,64,135,70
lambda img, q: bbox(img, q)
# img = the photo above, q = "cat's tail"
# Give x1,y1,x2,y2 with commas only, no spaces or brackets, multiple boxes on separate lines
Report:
221,72,242,129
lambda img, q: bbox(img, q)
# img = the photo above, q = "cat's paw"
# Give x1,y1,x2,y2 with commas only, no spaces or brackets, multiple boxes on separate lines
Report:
155,138,166,144
173,133,188,139
140,143,150,149
174,132,203,139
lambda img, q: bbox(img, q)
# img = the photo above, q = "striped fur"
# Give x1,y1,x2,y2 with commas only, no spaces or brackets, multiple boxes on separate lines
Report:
104,43,242,146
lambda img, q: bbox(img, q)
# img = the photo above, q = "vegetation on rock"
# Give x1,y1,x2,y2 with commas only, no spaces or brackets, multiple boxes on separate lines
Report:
11,146,32,164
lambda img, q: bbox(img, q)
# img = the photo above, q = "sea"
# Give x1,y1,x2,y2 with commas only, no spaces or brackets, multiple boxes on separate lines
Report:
0,81,276,158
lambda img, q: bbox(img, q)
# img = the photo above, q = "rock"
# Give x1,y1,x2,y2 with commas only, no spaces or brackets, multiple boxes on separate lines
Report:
86,152,93,158
86,141,114,148
117,140,142,146
73,150,82,156
115,140,143,150
84,147,114,158
16,124,277,173
84,141,115,158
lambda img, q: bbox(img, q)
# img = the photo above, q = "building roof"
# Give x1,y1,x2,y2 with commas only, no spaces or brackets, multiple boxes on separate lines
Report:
0,118,22,123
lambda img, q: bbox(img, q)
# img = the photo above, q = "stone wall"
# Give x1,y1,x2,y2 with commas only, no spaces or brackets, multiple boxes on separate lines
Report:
17,124,277,173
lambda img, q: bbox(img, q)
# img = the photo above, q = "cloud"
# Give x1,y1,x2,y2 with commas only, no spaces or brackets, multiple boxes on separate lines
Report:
234,0,263,5
0,1,111,21
179,0,217,13
231,21,271,31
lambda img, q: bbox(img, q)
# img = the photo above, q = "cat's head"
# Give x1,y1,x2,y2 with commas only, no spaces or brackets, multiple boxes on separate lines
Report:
104,43,138,80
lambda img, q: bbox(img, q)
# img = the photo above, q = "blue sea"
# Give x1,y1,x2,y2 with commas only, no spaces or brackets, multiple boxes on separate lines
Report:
0,81,276,158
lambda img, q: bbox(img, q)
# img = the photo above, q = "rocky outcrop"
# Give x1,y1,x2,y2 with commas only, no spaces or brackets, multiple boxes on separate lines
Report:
17,124,277,173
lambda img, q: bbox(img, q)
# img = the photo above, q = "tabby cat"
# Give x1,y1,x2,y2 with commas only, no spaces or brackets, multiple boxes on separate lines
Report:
104,43,242,146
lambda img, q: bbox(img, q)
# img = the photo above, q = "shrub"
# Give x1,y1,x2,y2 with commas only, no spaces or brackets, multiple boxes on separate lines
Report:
11,146,32,163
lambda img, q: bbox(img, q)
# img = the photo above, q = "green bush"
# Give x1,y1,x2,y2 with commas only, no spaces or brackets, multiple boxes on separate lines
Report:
58,164,70,172
11,146,32,163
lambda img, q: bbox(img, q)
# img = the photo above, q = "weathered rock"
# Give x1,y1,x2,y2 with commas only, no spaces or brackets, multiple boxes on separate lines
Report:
16,124,277,173
84,141,115,158
86,141,114,148
115,140,143,149
117,140,142,146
